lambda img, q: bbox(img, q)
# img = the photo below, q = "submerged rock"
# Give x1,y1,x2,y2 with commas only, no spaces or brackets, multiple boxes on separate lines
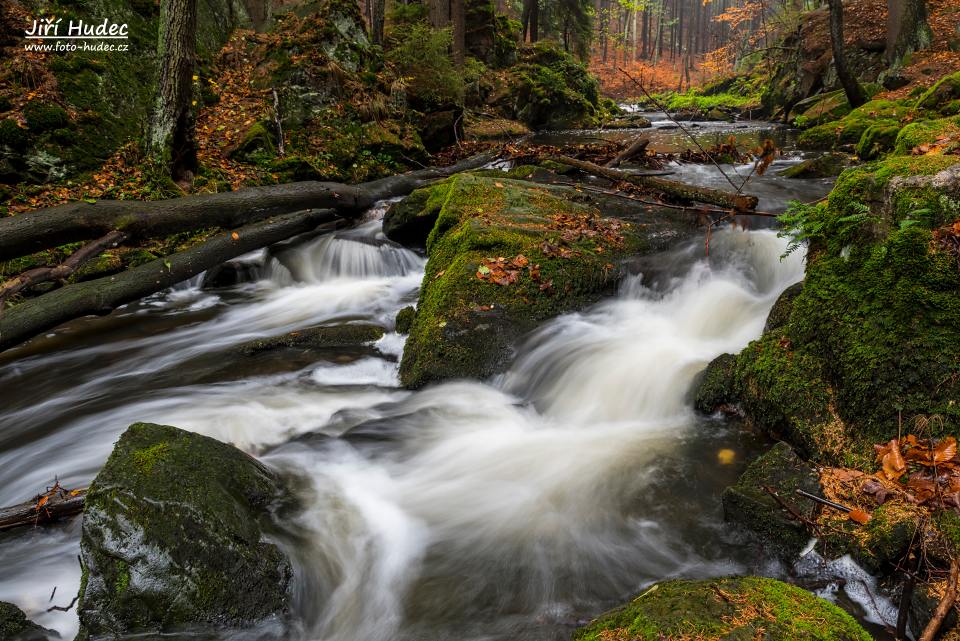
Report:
573,576,871,641
722,442,821,558
77,423,292,639
237,323,385,356
0,602,56,641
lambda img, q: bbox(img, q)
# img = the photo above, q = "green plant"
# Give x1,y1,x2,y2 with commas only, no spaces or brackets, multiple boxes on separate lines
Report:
385,23,463,108
779,200,874,258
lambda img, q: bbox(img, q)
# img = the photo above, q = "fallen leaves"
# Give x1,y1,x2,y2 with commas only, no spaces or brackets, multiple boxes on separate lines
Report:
476,255,536,286
870,434,960,509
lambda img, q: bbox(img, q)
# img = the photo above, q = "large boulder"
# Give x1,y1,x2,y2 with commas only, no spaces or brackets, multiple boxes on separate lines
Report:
77,423,293,639
0,602,56,641
395,174,654,388
573,576,871,641
723,154,960,465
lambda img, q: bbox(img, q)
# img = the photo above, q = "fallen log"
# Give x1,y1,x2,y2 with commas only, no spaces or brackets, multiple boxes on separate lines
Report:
0,230,128,304
605,136,650,168
0,483,86,531
0,208,339,352
0,152,497,262
552,155,759,212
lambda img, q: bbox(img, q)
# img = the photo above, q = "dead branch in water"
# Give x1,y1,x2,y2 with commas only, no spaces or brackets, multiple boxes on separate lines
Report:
0,481,87,532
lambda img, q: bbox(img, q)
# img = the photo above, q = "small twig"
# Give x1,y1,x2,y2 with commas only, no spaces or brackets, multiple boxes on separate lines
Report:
47,595,78,613
271,88,285,157
763,485,820,531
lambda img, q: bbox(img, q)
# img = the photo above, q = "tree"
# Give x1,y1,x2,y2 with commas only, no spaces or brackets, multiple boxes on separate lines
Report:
827,0,867,108
148,0,199,183
886,0,932,64
522,0,540,41
371,0,385,45
451,0,466,65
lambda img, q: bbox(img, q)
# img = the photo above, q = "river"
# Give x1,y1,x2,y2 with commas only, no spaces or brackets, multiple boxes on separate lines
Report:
0,121,880,640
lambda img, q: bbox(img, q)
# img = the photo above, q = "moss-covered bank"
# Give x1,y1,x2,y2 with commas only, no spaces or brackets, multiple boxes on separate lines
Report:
77,422,293,639
573,577,871,641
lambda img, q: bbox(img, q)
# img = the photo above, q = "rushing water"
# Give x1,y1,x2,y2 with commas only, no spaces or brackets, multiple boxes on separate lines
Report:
0,128,875,640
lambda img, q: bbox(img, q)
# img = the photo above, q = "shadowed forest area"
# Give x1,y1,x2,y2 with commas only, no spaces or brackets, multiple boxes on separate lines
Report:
0,0,959,639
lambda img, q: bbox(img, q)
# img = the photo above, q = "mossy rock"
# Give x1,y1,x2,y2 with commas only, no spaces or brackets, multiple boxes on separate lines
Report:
0,119,30,151
722,442,822,558
399,174,649,388
764,282,803,333
227,121,277,162
383,188,443,247
462,116,531,140
778,154,853,179
729,155,960,465
78,422,293,638
359,120,427,163
694,353,737,415
917,71,960,113
395,306,415,334
602,114,652,130
0,601,55,641
894,114,960,154
798,99,914,150
573,576,871,641
856,123,900,160
23,101,69,132
793,90,850,129
237,323,385,356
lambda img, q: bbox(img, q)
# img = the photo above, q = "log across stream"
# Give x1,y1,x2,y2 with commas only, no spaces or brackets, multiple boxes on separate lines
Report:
0,125,885,639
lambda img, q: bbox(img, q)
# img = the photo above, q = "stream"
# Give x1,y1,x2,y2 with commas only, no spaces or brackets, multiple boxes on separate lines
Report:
0,120,883,640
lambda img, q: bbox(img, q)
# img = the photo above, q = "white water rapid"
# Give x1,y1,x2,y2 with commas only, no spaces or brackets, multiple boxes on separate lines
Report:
0,217,808,640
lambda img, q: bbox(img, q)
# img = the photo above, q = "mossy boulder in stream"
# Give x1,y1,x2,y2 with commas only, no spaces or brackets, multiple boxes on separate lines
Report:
573,576,871,641
797,99,914,150
0,601,55,641
395,174,647,388
77,423,292,639
708,154,960,466
722,442,822,558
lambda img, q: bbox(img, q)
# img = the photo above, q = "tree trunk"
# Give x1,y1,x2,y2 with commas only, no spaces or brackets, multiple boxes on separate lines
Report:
371,0,385,45
886,0,932,63
0,152,497,263
827,0,867,108
0,210,339,353
0,487,87,532
551,156,760,212
451,0,466,65
148,0,199,182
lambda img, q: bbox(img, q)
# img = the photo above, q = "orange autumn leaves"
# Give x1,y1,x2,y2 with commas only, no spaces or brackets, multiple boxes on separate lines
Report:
873,435,960,508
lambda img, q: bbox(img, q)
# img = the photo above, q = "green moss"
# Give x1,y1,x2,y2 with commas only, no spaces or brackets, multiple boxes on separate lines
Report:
395,306,416,334
131,442,170,473
917,71,960,113
856,123,900,160
777,153,851,179
860,502,922,570
798,99,915,149
228,121,277,162
399,174,644,388
694,353,737,414
0,119,29,150
793,90,851,129
731,153,960,465
511,42,601,129
573,577,871,641
23,101,69,132
894,115,960,154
